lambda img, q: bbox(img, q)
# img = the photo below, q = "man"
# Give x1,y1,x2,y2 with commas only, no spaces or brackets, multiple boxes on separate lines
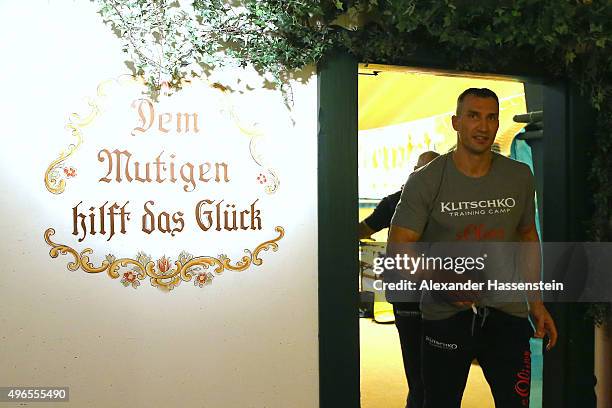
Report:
359,151,440,240
388,88,557,407
359,150,439,408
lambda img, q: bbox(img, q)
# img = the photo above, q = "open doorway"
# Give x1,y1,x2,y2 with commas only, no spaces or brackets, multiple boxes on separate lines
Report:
357,64,542,408
318,53,595,408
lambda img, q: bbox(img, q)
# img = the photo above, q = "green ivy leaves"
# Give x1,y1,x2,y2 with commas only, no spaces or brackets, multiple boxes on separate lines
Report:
94,0,611,248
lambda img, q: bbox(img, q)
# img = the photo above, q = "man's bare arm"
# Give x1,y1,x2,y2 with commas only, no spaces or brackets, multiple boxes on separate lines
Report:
518,223,558,350
358,221,376,240
518,223,542,295
384,225,423,302
388,225,421,243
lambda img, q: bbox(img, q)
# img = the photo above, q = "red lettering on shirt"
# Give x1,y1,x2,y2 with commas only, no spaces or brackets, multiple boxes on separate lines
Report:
455,224,505,241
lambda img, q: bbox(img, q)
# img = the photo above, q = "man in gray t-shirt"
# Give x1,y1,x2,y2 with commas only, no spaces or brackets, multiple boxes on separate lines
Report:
388,88,557,408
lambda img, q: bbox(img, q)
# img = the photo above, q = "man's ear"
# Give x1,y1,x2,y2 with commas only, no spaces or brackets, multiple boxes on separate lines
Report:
451,115,459,131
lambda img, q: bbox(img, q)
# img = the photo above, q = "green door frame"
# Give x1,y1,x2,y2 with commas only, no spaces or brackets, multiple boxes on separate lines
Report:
317,51,596,408
317,51,360,408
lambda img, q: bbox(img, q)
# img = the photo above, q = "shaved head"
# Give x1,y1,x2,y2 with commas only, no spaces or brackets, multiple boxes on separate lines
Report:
456,88,499,116
415,151,440,170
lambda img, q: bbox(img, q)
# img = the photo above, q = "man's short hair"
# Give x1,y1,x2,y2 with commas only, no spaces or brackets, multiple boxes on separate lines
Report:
416,151,440,167
456,88,499,115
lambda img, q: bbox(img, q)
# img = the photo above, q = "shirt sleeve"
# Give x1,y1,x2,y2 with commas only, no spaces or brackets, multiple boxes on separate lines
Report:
391,172,431,234
363,190,401,232
518,168,536,230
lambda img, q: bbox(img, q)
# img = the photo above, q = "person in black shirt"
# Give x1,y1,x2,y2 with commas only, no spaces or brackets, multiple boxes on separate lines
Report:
359,150,439,408
359,151,440,239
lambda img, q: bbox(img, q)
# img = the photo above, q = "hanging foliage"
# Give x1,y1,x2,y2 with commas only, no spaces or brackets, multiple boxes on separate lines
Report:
94,0,611,324
96,0,342,100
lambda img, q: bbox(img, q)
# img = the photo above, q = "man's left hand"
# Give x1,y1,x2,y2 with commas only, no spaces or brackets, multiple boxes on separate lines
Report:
530,302,558,351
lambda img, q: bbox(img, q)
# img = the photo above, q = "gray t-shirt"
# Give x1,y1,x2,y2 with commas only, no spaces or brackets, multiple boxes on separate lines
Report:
391,152,536,320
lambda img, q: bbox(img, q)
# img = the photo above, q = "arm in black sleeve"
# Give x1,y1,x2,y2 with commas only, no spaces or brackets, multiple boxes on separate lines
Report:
363,190,402,233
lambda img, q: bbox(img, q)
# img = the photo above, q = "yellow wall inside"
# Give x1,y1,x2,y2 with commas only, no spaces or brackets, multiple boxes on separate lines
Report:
358,68,527,156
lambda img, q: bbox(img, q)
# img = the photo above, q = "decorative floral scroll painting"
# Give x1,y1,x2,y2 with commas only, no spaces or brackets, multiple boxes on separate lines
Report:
43,76,285,291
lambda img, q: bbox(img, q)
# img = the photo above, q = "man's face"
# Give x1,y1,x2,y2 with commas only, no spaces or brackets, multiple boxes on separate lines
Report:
451,95,499,155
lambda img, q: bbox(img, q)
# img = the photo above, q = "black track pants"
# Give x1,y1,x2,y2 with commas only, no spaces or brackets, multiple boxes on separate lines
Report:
421,307,533,408
394,303,424,408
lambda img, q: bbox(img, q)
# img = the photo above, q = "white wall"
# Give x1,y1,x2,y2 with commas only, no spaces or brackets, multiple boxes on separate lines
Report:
0,2,319,407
